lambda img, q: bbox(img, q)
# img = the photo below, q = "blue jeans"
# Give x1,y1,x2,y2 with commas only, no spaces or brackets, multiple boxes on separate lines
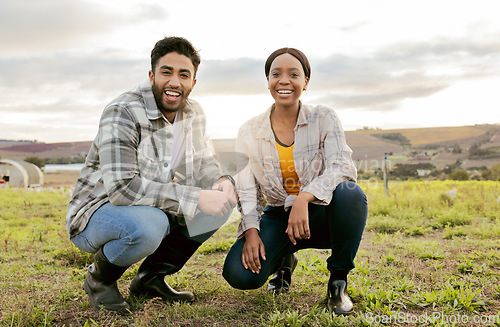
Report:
71,203,220,267
222,181,367,290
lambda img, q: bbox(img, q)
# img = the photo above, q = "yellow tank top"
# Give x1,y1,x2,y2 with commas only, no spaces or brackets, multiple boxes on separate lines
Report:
276,141,301,195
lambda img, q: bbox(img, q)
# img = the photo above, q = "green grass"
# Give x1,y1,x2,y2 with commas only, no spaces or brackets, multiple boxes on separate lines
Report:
0,181,500,326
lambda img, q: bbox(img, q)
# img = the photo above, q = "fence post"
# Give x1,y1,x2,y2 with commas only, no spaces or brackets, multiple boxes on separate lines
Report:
383,153,389,195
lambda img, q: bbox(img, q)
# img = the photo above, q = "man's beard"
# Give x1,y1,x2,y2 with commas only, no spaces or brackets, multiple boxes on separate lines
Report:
151,80,191,114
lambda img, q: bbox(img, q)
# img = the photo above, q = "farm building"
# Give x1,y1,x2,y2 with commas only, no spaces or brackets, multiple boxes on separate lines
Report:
0,159,44,188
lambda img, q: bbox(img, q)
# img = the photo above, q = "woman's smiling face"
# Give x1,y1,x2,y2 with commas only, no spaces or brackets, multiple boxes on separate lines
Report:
267,53,309,108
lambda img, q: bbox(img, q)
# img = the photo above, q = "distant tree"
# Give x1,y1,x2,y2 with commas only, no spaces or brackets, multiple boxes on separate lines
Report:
44,154,86,164
451,144,462,154
469,144,500,159
450,169,469,181
391,162,435,179
443,160,463,174
372,133,411,147
24,156,45,168
482,163,500,181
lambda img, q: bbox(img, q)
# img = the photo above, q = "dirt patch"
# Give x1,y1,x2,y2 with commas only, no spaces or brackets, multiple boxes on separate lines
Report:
44,171,79,187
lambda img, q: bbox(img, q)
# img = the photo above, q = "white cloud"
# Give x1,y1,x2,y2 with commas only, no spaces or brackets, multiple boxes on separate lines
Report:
0,0,499,142
0,0,167,55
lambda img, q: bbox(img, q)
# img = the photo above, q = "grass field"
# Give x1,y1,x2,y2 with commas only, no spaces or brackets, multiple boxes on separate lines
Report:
1,181,500,326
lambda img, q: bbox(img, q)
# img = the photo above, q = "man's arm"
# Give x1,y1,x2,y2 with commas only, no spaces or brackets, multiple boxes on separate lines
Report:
98,104,201,219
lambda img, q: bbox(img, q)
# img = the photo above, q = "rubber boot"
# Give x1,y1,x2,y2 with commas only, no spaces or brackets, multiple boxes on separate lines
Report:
267,253,298,293
83,248,130,313
129,229,201,302
327,275,353,315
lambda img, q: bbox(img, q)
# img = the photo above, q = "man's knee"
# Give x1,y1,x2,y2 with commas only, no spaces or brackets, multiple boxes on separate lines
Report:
121,207,170,255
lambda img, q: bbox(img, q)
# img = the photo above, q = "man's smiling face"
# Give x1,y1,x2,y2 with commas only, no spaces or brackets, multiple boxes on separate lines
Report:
149,52,197,122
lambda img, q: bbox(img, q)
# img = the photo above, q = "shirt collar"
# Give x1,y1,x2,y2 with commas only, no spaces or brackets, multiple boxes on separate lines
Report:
296,101,309,126
256,101,309,140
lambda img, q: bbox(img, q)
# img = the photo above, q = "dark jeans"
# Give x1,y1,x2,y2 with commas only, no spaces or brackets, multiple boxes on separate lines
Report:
222,181,367,290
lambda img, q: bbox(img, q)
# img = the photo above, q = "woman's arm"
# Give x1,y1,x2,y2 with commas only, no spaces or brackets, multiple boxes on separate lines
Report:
234,126,264,238
301,107,356,204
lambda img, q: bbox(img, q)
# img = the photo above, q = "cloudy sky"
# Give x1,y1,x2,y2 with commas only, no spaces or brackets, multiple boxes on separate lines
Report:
1,0,499,143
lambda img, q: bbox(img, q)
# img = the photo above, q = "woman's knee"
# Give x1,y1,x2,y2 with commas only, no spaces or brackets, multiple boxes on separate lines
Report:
222,262,267,290
331,181,368,225
334,181,367,206
222,247,267,290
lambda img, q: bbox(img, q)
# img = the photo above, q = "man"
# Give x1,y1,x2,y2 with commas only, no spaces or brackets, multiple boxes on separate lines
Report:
66,36,237,313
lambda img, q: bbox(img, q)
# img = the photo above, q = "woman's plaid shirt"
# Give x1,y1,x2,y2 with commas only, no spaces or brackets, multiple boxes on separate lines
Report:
234,103,357,238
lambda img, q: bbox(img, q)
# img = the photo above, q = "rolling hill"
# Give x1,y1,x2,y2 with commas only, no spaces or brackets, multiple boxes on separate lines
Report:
1,124,499,171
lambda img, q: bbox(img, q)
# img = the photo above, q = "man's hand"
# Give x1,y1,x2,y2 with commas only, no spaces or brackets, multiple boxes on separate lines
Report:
285,192,315,245
198,190,232,217
242,228,266,274
212,177,238,208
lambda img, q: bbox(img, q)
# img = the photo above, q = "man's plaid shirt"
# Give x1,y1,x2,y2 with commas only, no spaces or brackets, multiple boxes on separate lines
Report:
66,81,224,238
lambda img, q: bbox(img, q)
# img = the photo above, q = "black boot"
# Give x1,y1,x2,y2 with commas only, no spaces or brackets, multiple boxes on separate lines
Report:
129,230,200,302
267,253,298,293
84,248,130,313
327,275,353,315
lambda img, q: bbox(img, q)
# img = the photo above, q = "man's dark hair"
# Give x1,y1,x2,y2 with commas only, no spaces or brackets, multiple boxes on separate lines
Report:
151,36,201,76
265,47,311,80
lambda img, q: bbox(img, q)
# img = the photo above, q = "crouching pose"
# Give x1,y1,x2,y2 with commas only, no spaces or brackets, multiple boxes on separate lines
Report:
66,36,236,312
222,48,367,315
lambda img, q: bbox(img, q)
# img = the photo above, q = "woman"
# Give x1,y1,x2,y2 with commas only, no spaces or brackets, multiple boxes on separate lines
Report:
222,48,368,315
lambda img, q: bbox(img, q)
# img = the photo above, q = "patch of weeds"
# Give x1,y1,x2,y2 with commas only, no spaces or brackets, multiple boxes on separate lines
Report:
417,249,446,261
468,220,500,239
442,226,467,239
493,285,500,299
405,226,429,236
457,260,475,274
123,264,138,280
382,253,401,266
392,276,415,292
429,259,446,271
198,238,234,254
4,299,55,327
6,218,29,227
367,216,404,234
304,305,353,326
415,282,485,312
440,193,454,206
297,250,329,276
437,212,472,228
283,309,308,327
371,231,404,245
261,306,354,327
361,288,400,312
53,247,94,267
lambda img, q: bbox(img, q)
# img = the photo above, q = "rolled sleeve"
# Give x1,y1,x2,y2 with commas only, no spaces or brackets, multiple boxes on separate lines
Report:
234,128,263,238
301,109,356,204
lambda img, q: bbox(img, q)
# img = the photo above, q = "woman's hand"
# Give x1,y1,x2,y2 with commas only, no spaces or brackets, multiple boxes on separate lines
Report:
285,192,315,245
242,228,266,274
